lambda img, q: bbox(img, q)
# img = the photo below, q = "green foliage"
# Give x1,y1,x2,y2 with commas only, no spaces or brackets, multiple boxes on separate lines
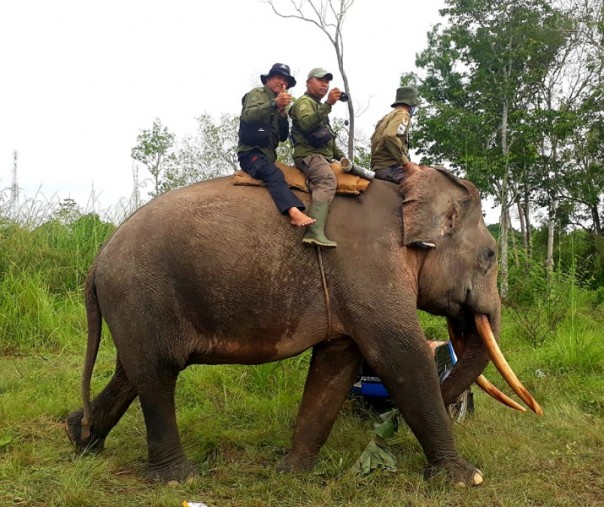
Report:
0,213,114,353
530,226,604,289
0,198,603,505
172,113,240,185
414,0,572,195
545,323,603,375
131,118,177,197
507,256,566,346
506,244,601,348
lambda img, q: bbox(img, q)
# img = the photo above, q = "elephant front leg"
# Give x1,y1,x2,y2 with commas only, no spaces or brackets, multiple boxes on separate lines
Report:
279,337,362,472
372,340,483,487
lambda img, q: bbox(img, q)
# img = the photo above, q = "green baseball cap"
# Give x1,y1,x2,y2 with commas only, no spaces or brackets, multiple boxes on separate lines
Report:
307,67,333,81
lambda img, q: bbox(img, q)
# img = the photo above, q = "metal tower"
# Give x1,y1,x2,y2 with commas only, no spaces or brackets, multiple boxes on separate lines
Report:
10,150,19,206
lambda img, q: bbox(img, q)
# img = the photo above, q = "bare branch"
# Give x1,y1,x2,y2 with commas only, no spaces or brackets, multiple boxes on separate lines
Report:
266,0,357,158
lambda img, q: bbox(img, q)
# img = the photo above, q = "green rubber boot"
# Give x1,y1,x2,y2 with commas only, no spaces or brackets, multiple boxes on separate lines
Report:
302,201,337,248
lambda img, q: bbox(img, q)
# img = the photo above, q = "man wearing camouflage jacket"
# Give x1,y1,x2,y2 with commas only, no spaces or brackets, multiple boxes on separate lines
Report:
370,86,422,184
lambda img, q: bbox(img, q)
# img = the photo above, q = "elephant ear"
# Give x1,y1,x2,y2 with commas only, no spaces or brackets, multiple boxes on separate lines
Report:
400,165,475,246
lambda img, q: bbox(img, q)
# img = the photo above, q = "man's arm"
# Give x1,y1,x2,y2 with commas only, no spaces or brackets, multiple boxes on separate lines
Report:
293,97,331,133
241,88,274,124
382,110,411,166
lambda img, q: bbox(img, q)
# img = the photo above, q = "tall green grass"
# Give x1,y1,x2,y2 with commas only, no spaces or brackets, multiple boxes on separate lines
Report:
0,209,114,353
0,205,603,506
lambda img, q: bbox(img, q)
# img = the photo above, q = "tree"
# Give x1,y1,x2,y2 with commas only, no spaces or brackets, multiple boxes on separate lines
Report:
168,113,240,187
412,0,571,297
268,0,356,158
52,198,82,225
554,0,604,238
131,118,176,197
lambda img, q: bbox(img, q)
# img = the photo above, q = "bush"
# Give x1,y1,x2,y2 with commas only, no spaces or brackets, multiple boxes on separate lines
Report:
507,254,574,347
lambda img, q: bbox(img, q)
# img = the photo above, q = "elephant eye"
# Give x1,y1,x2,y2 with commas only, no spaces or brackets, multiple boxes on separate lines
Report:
478,247,496,273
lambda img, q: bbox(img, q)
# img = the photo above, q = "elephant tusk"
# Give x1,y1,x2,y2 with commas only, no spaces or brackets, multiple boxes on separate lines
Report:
447,322,525,412
475,314,543,416
475,375,526,412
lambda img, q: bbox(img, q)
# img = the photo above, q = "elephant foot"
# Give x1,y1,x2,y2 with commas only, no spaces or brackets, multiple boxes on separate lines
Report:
148,459,198,484
65,410,105,454
424,459,483,487
277,451,317,473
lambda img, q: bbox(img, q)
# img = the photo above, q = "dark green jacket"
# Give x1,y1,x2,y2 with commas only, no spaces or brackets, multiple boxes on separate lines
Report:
289,93,344,161
237,84,288,163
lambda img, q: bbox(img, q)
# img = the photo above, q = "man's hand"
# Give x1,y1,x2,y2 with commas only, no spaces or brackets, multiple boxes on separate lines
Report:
275,91,293,115
326,87,342,106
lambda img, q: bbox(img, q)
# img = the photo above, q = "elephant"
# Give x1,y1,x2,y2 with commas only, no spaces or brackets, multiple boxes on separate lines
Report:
65,164,541,486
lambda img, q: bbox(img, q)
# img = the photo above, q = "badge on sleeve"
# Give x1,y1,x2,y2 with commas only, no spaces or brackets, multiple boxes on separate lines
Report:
397,117,409,135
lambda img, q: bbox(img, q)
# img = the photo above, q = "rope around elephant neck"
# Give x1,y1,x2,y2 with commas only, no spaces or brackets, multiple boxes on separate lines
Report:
315,246,332,340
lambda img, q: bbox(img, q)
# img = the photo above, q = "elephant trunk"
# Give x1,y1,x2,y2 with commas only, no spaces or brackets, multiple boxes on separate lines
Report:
440,314,490,406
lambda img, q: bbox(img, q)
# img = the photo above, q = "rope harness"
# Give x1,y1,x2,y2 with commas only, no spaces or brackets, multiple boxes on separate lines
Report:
315,245,332,340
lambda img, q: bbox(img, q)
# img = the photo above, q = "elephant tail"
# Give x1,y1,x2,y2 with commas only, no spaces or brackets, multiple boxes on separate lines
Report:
80,266,102,443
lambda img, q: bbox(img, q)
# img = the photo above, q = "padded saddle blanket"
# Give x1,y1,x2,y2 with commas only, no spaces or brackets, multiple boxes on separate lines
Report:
232,160,371,196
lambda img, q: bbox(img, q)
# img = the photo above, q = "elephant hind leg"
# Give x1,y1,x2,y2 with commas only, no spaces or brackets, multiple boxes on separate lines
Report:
66,355,137,453
137,368,196,483
279,337,363,472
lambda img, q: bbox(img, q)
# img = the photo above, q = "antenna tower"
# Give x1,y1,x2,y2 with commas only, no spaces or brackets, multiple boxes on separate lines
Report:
11,150,19,205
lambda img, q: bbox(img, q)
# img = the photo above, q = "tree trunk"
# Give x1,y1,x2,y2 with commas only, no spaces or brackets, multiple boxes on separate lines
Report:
508,209,520,268
591,203,602,236
524,190,532,258
517,200,527,252
499,203,509,299
545,197,556,275
334,33,354,158
498,99,510,299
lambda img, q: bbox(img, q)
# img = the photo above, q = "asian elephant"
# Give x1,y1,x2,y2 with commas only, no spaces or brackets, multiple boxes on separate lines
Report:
65,165,541,486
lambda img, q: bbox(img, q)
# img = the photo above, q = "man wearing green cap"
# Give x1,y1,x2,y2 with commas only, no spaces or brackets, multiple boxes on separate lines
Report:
289,67,346,248
238,63,315,227
370,86,422,184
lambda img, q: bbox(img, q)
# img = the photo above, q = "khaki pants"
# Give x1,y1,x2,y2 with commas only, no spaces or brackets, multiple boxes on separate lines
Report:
295,154,337,203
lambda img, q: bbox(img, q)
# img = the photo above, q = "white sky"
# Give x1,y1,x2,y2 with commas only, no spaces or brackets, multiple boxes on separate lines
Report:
0,0,463,217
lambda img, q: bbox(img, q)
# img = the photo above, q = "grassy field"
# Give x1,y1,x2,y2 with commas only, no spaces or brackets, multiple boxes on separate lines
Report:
1,315,602,507
0,213,603,506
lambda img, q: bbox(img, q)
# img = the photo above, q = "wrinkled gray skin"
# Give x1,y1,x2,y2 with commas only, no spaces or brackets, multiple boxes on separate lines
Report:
66,166,500,485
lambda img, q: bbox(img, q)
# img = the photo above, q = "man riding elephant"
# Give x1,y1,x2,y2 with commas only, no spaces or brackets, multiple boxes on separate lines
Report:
290,67,346,248
238,62,315,228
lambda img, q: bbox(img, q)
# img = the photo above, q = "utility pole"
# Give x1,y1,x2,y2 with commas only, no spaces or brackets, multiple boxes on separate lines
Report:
10,150,19,207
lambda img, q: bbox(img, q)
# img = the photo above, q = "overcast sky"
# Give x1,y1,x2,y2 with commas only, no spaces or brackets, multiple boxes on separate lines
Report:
0,0,453,216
